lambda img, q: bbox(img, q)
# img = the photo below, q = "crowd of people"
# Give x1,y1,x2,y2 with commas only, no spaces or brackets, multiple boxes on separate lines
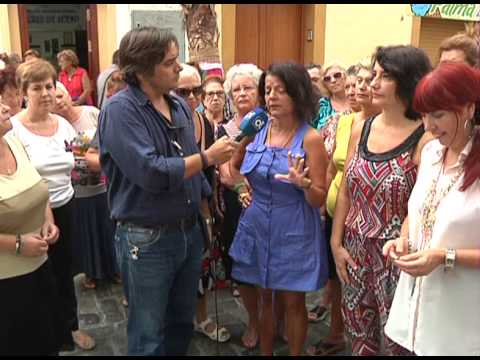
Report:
0,25,479,357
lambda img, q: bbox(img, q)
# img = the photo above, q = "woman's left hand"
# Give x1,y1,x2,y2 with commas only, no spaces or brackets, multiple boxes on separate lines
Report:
274,151,312,189
41,221,60,245
394,248,444,277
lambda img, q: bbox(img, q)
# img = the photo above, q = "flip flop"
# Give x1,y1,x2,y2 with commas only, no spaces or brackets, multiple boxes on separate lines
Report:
307,305,329,323
306,339,346,356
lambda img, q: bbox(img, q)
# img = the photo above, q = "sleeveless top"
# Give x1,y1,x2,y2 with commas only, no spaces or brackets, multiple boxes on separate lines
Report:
59,67,93,105
229,120,328,291
326,112,355,217
344,117,424,240
0,134,49,279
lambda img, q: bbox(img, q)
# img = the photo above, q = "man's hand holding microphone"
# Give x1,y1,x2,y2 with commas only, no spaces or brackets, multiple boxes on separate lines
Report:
201,107,269,168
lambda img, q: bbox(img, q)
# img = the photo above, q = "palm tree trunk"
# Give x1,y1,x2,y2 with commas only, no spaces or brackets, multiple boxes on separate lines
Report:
181,4,220,63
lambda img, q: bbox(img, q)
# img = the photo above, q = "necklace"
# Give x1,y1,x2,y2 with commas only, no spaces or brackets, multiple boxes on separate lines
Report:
418,155,463,251
267,124,296,148
0,139,15,175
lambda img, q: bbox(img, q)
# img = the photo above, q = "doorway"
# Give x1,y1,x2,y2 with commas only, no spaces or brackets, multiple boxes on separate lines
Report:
18,4,100,105
235,4,304,70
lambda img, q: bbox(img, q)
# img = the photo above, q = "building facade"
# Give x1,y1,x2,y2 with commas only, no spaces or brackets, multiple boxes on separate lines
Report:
0,4,476,77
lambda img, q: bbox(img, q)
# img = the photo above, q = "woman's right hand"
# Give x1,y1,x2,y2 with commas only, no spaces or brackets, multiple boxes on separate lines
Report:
382,236,408,260
332,245,357,284
20,233,49,257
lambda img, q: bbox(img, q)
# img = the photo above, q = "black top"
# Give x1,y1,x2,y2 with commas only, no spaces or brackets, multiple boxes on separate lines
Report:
359,116,425,162
198,111,216,187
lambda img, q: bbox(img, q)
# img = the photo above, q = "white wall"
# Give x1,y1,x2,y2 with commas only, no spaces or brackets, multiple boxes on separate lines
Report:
323,4,413,66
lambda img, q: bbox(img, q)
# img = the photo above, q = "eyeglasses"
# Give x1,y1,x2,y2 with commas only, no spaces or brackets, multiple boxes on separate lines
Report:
175,86,202,98
205,90,225,98
323,72,343,83
232,85,256,95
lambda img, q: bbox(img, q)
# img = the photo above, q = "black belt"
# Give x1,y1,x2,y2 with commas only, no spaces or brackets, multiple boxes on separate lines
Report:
118,215,197,234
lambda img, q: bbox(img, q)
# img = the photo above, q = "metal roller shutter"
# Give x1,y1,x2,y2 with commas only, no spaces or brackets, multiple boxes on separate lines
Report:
418,17,466,65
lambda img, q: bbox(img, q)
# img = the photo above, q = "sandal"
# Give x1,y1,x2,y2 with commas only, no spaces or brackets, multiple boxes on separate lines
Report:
241,328,258,349
194,318,231,343
308,305,329,323
72,330,96,351
231,283,240,297
306,339,346,356
82,277,97,290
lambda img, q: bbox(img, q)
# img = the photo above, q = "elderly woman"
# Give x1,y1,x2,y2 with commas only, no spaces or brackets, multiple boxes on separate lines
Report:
217,63,264,348
9,59,95,351
330,46,432,356
0,95,60,356
384,63,480,356
305,64,329,99
0,65,23,115
57,49,93,106
231,62,330,355
53,82,117,290
312,62,350,130
174,64,231,343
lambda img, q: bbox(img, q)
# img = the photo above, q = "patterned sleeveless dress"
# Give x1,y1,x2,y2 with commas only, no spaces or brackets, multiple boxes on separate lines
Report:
229,120,328,292
341,117,424,356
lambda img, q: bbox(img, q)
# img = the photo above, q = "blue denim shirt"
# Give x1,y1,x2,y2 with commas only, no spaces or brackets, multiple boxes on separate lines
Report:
99,85,211,227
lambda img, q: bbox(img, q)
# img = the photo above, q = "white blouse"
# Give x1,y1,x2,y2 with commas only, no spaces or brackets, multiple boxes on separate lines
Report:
385,138,480,356
9,114,76,209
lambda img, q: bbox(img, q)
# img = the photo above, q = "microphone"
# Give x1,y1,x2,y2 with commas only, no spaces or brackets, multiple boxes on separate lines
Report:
234,107,268,142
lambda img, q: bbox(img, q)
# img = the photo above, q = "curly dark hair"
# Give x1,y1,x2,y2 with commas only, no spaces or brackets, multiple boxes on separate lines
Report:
259,62,318,123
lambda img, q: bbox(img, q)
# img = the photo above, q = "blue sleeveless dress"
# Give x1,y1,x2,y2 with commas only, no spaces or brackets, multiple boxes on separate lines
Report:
229,120,328,292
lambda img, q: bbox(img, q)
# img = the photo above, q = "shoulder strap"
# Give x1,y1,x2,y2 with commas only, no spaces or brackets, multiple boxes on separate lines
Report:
98,71,114,109
291,122,311,150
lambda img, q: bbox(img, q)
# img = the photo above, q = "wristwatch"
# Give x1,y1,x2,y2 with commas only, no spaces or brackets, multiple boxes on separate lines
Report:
444,248,456,271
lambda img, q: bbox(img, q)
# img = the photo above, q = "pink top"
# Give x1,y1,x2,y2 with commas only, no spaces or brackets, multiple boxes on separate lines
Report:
59,67,93,105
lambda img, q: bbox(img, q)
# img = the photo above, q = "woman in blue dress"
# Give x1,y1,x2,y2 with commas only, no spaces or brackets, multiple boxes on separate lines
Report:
230,62,330,355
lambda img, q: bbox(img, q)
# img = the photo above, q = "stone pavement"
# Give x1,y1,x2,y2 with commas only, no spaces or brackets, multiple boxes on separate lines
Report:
61,274,352,356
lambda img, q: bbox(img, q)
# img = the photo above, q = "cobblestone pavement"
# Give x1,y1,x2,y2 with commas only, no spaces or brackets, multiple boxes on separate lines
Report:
61,274,352,356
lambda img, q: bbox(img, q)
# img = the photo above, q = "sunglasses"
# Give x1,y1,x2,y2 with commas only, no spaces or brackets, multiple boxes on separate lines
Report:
175,86,202,98
323,72,343,83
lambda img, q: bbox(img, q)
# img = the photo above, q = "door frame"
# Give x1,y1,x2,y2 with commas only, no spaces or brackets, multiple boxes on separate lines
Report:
17,4,100,105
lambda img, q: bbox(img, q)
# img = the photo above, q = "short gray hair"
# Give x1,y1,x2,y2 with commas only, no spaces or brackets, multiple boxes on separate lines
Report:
224,63,263,97
179,63,201,82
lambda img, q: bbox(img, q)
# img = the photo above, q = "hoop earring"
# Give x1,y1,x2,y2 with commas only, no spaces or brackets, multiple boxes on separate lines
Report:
464,118,474,138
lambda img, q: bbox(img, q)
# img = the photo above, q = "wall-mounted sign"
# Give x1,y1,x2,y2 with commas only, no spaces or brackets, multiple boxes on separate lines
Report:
26,4,85,32
411,4,480,21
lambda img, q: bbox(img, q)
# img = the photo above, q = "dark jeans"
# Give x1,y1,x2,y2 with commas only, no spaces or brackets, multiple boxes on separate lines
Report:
115,221,203,356
50,199,79,346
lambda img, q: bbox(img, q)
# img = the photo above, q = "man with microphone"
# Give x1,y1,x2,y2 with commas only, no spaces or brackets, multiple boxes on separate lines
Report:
98,27,238,356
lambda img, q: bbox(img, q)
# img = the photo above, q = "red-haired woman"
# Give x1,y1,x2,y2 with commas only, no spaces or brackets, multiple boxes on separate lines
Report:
383,62,480,356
